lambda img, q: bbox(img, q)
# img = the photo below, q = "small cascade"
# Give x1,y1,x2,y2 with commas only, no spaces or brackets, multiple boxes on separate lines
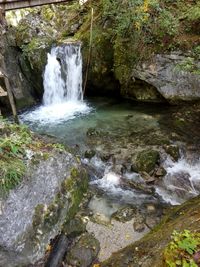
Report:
20,42,90,124
156,156,200,205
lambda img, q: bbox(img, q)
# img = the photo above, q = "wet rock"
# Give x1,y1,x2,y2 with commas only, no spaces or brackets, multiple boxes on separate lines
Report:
100,152,112,162
155,167,167,177
113,164,126,175
146,204,156,214
87,128,102,137
0,151,88,267
140,172,156,184
134,149,160,174
66,233,100,267
62,217,86,237
84,150,96,159
145,216,160,229
133,213,146,233
122,177,154,194
164,145,180,161
111,206,137,222
130,164,138,173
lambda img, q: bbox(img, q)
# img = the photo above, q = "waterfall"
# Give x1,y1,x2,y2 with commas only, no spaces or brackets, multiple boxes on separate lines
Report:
43,44,83,105
20,43,91,124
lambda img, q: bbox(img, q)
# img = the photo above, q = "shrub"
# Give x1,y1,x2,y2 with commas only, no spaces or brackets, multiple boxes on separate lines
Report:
164,230,200,267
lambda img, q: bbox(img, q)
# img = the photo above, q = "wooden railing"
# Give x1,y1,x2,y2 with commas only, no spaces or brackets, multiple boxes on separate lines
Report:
0,0,73,11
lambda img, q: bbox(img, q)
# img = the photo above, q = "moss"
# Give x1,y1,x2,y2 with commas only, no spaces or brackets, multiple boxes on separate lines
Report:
134,149,160,173
32,204,45,228
32,167,88,235
164,145,180,161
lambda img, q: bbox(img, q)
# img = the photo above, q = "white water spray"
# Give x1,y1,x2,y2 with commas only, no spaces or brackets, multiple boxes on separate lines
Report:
43,44,83,105
156,156,200,205
20,43,90,124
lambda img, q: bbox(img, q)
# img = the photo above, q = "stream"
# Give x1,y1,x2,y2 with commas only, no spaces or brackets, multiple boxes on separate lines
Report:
19,43,200,261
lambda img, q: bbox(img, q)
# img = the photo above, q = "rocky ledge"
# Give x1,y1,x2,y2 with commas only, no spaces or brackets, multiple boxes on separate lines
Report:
0,149,88,267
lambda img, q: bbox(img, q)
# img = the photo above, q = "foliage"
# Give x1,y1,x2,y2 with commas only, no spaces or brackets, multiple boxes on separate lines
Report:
154,10,179,40
0,118,32,195
164,230,200,267
175,57,200,74
0,117,69,195
193,46,200,59
102,0,160,37
0,159,25,193
187,4,200,22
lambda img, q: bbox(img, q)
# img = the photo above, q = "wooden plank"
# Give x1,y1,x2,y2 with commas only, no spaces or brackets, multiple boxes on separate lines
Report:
0,0,73,11
0,71,4,78
0,85,7,97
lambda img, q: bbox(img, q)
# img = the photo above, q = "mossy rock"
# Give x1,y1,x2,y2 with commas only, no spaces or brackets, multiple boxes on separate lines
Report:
134,149,160,173
62,217,86,237
164,145,180,162
66,233,100,267
84,150,96,159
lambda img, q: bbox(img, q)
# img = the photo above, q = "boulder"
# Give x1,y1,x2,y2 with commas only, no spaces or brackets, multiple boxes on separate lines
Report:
133,149,160,174
0,151,88,267
66,233,100,267
132,52,200,103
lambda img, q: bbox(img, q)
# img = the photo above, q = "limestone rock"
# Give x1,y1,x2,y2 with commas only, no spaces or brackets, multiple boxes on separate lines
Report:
132,52,200,103
0,151,88,267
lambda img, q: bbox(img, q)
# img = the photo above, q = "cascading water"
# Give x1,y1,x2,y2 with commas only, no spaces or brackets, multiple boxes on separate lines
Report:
43,44,83,105
155,156,200,205
20,43,90,124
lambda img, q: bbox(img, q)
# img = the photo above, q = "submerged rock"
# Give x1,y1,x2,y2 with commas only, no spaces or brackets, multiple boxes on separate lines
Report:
0,150,88,267
66,233,100,267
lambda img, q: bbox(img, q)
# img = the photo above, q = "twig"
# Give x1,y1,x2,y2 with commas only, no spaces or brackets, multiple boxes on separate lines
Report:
83,4,93,96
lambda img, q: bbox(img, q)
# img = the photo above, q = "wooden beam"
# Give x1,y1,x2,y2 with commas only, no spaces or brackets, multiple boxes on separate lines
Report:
1,59,19,123
0,0,73,11
0,85,7,97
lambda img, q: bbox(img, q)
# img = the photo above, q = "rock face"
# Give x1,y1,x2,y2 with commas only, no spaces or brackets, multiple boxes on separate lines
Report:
127,52,200,103
0,151,88,267
0,19,37,111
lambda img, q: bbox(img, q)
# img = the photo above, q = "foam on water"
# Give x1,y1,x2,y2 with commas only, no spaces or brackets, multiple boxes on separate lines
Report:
20,101,91,124
156,156,200,205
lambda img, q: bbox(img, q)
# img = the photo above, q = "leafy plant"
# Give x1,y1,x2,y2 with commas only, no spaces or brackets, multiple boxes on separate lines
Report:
154,9,180,39
187,4,200,22
175,57,200,74
0,118,32,194
0,159,25,195
164,230,200,267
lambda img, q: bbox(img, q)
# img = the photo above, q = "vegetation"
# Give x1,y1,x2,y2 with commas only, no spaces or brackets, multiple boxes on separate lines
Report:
164,230,200,267
175,57,200,74
0,117,66,195
0,117,32,194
